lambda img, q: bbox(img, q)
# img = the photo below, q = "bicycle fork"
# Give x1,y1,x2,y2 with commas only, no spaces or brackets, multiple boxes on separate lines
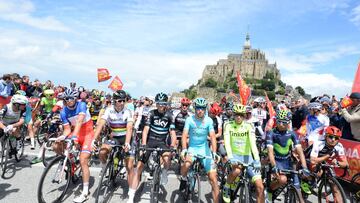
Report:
53,154,69,184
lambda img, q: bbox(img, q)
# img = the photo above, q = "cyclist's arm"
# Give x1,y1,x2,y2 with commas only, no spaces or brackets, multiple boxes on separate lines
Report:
63,124,71,136
134,107,142,130
125,121,133,145
141,126,149,145
96,108,105,126
249,127,260,161
266,132,276,167
0,107,6,129
295,145,308,168
223,123,232,158
310,154,330,165
94,118,106,141
209,130,217,152
12,117,24,128
72,113,85,137
181,128,189,150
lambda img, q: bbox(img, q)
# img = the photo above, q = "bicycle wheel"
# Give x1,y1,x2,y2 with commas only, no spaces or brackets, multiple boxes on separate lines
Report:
238,182,250,203
351,173,360,203
151,166,161,203
286,185,302,203
15,136,25,162
193,174,201,203
1,138,10,177
95,161,115,203
36,124,48,145
318,176,347,203
37,156,71,203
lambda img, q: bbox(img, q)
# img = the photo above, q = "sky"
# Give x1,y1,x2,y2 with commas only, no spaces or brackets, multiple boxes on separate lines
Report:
0,0,360,98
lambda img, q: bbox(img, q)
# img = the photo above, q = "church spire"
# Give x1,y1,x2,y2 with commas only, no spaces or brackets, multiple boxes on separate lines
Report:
244,29,251,50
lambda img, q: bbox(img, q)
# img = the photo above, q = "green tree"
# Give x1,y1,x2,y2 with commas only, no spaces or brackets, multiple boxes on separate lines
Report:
266,91,276,100
295,86,305,96
276,87,285,95
204,77,217,88
260,79,276,91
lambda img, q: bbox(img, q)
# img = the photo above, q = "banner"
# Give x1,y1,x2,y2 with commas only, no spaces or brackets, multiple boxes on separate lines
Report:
236,71,251,105
108,76,123,91
335,138,360,181
97,68,112,82
352,61,360,93
340,95,353,108
264,91,276,119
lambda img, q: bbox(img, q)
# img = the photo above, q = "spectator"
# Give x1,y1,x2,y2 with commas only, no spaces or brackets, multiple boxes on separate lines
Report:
292,98,309,130
340,92,360,141
0,74,12,108
12,76,22,95
20,75,30,92
329,101,342,129
26,79,43,98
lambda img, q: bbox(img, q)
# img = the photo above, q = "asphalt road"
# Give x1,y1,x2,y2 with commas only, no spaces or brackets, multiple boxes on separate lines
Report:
0,141,347,203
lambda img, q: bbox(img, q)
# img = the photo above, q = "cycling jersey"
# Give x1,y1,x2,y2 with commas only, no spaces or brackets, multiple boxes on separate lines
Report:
306,114,329,143
223,121,259,164
251,107,267,126
0,104,25,125
221,113,233,126
266,128,301,160
101,106,133,137
173,110,190,136
308,140,346,161
60,101,94,153
184,115,216,173
145,109,174,142
41,97,56,113
210,115,222,135
88,102,102,122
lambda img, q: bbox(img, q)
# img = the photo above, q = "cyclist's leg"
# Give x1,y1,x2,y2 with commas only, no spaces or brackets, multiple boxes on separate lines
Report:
331,181,343,202
247,165,264,203
126,136,136,187
203,148,219,203
28,119,35,148
270,160,288,190
98,143,111,164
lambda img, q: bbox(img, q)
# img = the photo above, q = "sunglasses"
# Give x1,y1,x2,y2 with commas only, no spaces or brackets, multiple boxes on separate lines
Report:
327,135,340,141
234,113,245,117
46,94,54,96
195,107,206,111
277,120,290,125
64,97,76,102
182,104,189,107
115,99,126,103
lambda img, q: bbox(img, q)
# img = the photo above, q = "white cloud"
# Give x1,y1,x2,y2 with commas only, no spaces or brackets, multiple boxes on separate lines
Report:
283,73,352,98
351,4,360,26
0,0,69,32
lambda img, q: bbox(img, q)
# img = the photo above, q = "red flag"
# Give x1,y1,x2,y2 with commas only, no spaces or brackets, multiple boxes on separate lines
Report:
108,76,123,91
352,62,360,93
341,95,353,108
236,71,251,105
97,68,112,82
264,91,276,119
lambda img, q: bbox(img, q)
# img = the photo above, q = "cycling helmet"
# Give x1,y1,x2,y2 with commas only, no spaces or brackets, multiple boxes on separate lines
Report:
254,97,266,103
308,102,322,111
225,102,234,110
210,103,222,115
11,94,28,105
57,92,65,99
233,103,246,114
193,98,208,108
155,92,168,103
276,109,292,121
181,97,191,105
15,90,26,96
44,89,55,96
319,97,332,105
63,88,78,99
325,126,342,137
113,90,127,100
245,105,253,113
92,89,101,99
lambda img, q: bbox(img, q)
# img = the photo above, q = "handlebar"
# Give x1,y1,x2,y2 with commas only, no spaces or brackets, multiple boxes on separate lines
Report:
138,147,176,153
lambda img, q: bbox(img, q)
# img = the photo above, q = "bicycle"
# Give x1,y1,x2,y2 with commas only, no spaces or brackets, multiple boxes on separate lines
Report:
0,129,25,177
37,136,82,203
350,171,360,203
266,167,303,203
95,143,127,203
182,153,213,203
139,146,175,203
41,118,63,167
300,162,347,203
219,160,258,203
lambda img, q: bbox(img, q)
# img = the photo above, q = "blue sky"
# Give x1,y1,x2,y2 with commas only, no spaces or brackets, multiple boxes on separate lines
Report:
0,0,360,98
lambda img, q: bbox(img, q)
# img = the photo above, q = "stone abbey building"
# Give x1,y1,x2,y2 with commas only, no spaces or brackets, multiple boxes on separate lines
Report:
199,33,281,86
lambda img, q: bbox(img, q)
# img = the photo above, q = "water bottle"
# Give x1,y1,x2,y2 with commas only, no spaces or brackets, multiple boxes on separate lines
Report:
113,156,119,171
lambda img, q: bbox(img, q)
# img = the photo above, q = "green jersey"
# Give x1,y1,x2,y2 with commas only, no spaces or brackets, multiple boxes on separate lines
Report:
223,120,260,163
40,97,56,113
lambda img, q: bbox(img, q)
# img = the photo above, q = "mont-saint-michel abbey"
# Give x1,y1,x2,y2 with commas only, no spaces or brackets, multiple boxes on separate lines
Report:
199,33,281,86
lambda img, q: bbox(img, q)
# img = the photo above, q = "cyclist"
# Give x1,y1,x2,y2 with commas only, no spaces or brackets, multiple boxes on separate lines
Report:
172,97,192,156
179,98,220,203
87,90,103,125
306,102,329,146
266,109,309,202
40,89,56,116
222,103,264,203
209,102,226,157
93,90,134,197
56,88,94,203
221,102,234,126
302,126,348,198
245,105,265,140
129,92,176,203
134,96,153,134
252,97,267,129
0,94,28,149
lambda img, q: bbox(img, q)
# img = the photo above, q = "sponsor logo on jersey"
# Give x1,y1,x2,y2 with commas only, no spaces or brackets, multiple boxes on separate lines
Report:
154,119,168,128
230,131,249,137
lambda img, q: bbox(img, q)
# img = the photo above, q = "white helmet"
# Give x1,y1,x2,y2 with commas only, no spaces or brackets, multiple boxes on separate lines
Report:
11,94,28,105
254,97,266,103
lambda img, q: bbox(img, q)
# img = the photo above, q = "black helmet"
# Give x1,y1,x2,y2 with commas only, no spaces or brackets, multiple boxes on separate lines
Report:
155,92,168,103
113,90,127,100
225,102,233,110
